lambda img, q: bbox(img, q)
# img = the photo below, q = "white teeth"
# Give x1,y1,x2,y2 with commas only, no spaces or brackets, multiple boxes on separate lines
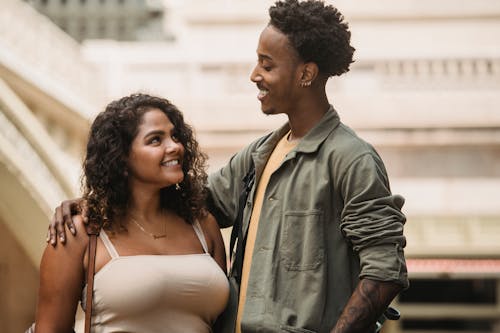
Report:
162,160,179,167
258,89,269,99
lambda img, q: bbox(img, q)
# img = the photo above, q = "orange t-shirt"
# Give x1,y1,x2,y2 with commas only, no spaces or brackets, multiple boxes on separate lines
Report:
236,131,298,333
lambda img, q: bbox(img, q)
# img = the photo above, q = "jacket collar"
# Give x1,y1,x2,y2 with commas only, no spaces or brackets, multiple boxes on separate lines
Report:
294,105,340,154
250,106,340,190
257,105,340,156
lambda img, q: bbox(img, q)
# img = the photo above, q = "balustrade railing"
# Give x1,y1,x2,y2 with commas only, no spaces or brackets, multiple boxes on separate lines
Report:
363,58,500,90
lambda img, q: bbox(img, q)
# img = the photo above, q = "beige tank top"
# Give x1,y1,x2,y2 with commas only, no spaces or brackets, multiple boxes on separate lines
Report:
81,221,229,333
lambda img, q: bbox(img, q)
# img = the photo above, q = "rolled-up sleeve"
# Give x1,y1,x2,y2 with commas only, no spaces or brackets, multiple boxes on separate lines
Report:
340,152,409,288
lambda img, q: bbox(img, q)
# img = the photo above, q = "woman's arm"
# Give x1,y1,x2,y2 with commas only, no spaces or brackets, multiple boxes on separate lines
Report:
35,216,88,333
200,213,227,274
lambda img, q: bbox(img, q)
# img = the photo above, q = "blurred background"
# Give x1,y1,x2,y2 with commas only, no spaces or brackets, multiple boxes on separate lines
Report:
1,0,500,332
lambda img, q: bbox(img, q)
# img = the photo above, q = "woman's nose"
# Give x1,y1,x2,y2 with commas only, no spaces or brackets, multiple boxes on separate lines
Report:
165,140,181,153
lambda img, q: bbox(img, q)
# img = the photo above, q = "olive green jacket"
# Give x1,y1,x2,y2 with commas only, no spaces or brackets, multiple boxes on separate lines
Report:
208,107,408,333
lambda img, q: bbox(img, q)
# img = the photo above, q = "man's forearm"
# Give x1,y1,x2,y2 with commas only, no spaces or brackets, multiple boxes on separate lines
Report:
331,278,402,333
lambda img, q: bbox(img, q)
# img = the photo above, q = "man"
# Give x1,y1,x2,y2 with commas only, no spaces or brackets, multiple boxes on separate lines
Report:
51,1,408,332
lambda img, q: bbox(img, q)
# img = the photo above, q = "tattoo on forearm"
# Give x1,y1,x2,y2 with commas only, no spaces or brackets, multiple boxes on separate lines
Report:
331,279,401,333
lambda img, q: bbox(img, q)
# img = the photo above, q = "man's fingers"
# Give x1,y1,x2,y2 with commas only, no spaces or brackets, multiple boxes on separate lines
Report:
80,201,89,225
48,198,85,245
63,201,76,235
55,206,66,244
48,217,57,246
49,227,57,246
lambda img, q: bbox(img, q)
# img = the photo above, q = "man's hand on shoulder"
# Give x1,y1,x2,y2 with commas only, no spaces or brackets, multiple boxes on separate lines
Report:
48,198,86,246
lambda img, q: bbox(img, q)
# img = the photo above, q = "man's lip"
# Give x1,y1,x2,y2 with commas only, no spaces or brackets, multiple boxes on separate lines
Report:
257,83,268,90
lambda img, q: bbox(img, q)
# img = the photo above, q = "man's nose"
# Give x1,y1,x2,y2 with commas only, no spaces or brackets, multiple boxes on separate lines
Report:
250,66,262,83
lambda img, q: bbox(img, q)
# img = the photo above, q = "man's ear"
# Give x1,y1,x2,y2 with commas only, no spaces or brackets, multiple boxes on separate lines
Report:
299,62,319,87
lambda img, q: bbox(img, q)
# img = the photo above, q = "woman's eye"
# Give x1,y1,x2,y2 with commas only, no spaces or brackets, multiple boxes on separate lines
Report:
150,137,161,144
172,134,180,142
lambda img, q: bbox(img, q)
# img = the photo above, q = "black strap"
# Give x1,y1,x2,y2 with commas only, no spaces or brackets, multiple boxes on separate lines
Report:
229,166,255,284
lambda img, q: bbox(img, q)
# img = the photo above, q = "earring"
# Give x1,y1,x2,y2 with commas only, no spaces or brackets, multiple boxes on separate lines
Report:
300,81,311,88
175,183,181,191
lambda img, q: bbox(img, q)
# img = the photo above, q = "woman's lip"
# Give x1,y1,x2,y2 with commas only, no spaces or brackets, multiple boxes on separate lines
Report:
161,159,181,167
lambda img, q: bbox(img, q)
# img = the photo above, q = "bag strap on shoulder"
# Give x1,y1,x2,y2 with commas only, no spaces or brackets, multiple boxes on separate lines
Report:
84,224,100,333
229,164,255,284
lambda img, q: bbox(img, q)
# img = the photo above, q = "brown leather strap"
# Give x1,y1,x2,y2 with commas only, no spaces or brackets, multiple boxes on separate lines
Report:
84,232,98,333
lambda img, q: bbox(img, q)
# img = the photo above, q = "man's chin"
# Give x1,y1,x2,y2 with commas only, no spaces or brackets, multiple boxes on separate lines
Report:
261,106,275,115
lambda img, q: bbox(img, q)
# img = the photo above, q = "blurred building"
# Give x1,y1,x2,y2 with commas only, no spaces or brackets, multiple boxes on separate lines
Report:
1,0,104,331
1,0,500,332
24,0,169,42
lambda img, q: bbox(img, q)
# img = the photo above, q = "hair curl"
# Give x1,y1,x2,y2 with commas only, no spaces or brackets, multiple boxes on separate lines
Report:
82,93,208,231
269,0,355,77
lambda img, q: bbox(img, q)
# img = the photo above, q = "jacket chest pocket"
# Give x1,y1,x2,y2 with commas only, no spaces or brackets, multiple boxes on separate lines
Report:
282,210,325,271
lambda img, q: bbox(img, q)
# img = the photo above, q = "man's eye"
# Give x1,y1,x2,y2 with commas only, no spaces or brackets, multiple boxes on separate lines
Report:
262,64,272,71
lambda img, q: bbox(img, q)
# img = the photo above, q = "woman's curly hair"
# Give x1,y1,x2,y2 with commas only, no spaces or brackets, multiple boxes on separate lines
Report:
82,93,208,231
269,0,355,77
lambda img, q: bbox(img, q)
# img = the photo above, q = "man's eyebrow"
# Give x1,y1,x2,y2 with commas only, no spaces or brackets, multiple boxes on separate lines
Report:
258,53,273,61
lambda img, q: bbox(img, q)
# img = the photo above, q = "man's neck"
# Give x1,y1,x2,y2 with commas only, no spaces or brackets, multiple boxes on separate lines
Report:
287,95,330,141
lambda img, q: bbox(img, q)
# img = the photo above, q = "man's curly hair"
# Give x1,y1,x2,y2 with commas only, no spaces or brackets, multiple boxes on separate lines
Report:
269,0,355,77
82,93,208,231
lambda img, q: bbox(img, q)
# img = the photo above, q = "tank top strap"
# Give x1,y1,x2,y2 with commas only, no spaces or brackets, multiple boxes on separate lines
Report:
192,220,209,254
99,230,120,258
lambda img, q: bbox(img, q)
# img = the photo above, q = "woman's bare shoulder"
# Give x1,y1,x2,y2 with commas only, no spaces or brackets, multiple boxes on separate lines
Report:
198,212,226,271
198,212,220,235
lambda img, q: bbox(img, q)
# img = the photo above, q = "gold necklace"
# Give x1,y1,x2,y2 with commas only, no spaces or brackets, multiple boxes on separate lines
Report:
130,216,166,240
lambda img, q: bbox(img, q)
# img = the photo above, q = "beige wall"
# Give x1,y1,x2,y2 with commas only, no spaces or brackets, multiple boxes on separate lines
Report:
0,217,38,333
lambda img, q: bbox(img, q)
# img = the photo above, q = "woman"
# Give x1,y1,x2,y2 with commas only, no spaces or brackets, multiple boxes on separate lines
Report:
35,94,229,332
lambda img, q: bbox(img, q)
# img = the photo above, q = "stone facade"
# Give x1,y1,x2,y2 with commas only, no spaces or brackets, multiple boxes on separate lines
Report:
1,0,500,331
25,0,168,42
